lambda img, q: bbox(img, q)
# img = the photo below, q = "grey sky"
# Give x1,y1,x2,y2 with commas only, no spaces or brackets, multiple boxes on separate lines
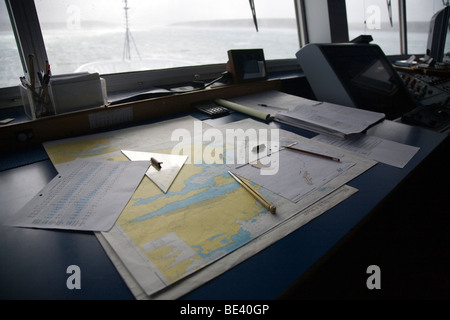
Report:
34,0,295,26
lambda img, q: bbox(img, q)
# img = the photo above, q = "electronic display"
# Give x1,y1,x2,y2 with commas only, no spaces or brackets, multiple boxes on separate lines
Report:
227,49,267,83
297,43,418,120
426,6,450,62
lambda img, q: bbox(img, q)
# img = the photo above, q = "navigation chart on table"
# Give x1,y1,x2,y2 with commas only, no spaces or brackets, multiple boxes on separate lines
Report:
44,116,375,299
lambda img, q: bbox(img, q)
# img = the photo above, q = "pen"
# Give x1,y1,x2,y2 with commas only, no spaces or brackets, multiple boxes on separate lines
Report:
28,54,35,90
228,170,276,214
37,71,43,86
283,145,341,162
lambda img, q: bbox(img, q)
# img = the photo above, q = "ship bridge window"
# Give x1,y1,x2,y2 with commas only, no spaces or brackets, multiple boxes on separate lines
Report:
33,0,299,76
346,0,401,55
346,0,449,57
0,1,24,88
406,0,450,56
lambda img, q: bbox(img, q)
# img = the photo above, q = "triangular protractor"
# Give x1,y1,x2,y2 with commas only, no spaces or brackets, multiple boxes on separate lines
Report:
121,150,187,193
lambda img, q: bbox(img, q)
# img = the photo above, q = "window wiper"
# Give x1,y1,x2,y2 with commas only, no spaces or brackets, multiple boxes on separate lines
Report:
386,0,393,27
249,0,258,32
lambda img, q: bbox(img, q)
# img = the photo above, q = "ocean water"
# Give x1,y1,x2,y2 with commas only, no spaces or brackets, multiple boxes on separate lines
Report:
50,25,300,71
0,25,433,89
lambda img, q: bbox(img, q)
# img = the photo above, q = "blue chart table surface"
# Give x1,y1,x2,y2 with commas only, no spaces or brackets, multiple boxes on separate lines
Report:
0,110,447,300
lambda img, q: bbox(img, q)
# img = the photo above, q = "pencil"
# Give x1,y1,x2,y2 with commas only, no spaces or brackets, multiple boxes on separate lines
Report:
282,145,341,162
228,170,276,214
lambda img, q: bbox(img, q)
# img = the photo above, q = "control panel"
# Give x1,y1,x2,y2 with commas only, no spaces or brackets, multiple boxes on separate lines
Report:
398,72,450,106
399,71,450,133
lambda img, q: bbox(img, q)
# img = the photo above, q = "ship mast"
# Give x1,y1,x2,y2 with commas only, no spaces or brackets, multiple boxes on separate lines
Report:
122,0,141,61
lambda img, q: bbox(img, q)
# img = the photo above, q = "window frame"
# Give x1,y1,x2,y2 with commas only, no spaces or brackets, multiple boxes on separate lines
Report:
1,0,305,109
1,0,414,110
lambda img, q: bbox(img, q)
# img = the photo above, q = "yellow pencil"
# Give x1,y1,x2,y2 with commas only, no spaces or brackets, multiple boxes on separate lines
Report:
228,170,276,214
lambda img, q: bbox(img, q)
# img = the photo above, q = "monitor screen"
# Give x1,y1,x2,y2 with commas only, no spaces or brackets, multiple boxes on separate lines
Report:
297,43,419,120
426,6,450,62
227,49,267,83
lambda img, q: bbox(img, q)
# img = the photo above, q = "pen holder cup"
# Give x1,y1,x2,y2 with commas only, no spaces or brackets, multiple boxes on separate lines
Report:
20,83,55,120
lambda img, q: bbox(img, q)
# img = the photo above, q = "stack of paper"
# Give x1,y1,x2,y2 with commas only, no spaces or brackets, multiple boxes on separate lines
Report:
274,101,385,138
4,159,149,232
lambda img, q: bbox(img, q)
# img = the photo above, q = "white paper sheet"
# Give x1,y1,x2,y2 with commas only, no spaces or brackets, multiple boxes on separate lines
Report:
232,144,355,203
312,133,420,168
275,101,385,138
227,90,385,138
4,159,149,231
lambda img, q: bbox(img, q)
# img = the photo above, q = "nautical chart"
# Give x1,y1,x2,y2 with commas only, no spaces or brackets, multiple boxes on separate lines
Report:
43,116,376,299
232,145,355,203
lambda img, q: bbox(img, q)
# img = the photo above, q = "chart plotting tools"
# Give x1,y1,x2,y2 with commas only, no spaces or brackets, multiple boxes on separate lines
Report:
122,150,188,193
